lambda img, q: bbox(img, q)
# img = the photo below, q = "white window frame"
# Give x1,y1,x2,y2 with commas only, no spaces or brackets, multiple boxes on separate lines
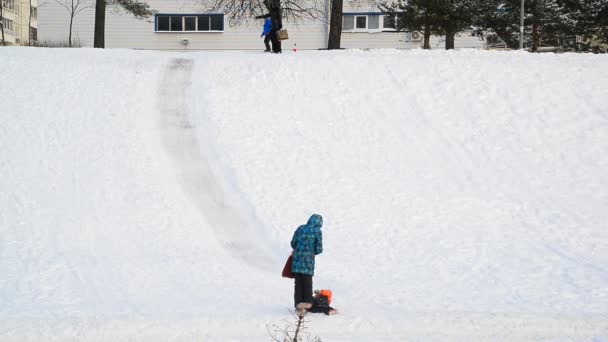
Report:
381,15,397,32
354,15,367,31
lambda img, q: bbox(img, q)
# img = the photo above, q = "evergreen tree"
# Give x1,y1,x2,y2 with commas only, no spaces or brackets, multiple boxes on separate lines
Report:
572,0,608,51
433,0,486,49
379,0,444,49
481,0,607,51
380,0,499,50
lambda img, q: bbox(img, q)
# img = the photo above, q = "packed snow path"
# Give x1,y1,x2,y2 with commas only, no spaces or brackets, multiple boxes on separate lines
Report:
159,58,276,271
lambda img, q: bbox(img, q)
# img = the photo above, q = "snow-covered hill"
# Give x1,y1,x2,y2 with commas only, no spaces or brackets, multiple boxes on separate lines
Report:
1,47,607,341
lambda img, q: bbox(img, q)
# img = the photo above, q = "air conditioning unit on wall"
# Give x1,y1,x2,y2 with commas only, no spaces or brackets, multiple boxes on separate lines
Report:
409,31,422,41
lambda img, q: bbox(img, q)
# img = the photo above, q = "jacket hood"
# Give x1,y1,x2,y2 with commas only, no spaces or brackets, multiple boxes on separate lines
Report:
307,214,323,228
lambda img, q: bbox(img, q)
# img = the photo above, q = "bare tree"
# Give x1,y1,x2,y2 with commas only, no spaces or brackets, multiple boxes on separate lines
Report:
327,0,343,49
267,309,321,342
55,0,94,47
201,0,368,49
93,0,104,47
201,0,326,27
94,0,154,48
1,0,5,46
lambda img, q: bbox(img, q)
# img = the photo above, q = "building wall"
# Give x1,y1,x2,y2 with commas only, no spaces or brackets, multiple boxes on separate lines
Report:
1,0,38,45
36,1,95,46
37,1,483,50
38,0,329,50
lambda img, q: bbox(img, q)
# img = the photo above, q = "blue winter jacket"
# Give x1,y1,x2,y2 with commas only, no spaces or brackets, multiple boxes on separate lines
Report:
262,18,272,36
291,214,323,276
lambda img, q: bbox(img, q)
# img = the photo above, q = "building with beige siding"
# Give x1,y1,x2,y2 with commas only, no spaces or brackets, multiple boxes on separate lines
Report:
1,0,38,45
36,1,483,50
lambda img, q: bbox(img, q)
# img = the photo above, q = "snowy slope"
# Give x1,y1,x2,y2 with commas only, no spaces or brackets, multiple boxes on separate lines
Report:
1,47,608,341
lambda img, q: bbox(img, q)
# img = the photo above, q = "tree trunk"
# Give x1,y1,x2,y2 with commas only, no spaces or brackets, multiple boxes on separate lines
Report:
445,28,455,50
69,13,74,47
423,24,431,49
1,0,6,46
531,22,540,52
327,0,342,49
94,0,105,48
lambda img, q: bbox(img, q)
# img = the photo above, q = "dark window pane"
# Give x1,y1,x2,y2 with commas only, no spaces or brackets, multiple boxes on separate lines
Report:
342,16,354,30
210,15,223,31
397,16,405,29
157,16,169,31
198,16,210,31
185,16,196,31
383,15,395,29
171,16,182,31
356,16,366,29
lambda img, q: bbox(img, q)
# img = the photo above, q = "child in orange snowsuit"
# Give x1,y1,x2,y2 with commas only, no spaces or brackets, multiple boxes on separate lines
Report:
307,289,337,315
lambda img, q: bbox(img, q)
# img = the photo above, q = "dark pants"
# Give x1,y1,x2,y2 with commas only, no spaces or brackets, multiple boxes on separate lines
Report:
269,30,282,53
263,34,271,51
308,303,336,315
293,273,313,307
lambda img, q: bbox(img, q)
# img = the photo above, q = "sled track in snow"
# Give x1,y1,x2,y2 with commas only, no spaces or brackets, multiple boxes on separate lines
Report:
158,58,276,272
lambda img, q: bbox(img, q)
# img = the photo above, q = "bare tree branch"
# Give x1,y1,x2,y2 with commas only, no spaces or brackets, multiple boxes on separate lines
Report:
198,0,326,27
54,0,95,46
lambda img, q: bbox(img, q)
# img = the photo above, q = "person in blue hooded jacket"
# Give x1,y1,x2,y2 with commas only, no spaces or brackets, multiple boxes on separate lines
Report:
260,17,272,52
255,0,282,53
291,214,323,310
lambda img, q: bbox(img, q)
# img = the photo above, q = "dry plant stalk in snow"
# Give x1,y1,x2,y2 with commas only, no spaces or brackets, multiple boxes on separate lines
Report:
267,309,322,342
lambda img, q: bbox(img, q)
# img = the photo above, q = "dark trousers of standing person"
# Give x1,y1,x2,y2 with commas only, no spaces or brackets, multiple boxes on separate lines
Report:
264,34,271,51
293,273,313,307
269,29,282,53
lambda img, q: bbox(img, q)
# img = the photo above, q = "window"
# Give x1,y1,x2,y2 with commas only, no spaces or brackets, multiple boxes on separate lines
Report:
197,15,224,31
342,14,387,32
170,16,182,31
210,15,223,31
30,27,37,41
31,7,38,20
2,18,14,32
343,16,354,30
383,15,396,29
156,14,224,32
157,16,170,31
184,16,196,31
3,0,15,11
197,15,209,30
356,16,367,29
368,15,379,30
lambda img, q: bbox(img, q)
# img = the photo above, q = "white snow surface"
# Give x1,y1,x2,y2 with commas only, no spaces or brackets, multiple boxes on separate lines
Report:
1,47,608,341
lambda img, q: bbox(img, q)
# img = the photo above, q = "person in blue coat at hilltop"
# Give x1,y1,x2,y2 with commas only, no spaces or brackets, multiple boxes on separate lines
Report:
255,0,282,53
291,214,323,310
260,17,272,52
